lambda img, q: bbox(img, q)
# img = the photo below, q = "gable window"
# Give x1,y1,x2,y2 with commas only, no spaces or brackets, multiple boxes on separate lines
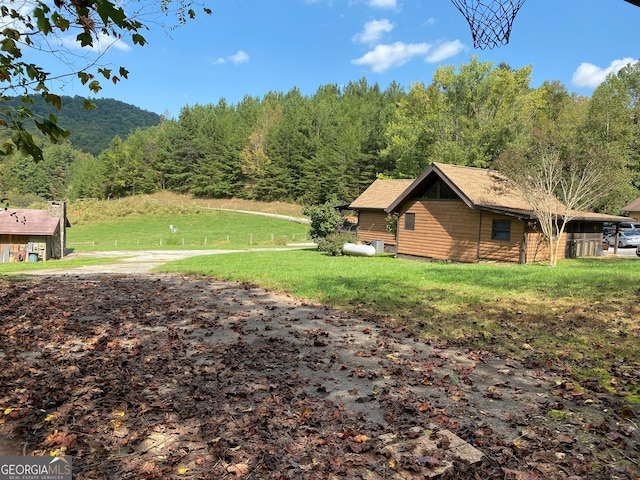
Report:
492,220,511,241
404,213,415,231
423,179,457,199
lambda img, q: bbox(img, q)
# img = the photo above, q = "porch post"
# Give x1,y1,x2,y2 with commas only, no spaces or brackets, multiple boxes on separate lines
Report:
476,211,483,262
520,222,528,264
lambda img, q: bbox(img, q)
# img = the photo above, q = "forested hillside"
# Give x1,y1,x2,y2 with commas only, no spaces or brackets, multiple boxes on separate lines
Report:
1,95,161,156
1,57,639,212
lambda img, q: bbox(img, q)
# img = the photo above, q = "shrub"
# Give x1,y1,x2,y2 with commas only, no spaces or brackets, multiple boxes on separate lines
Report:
316,232,359,256
163,237,180,246
302,202,343,240
386,213,398,236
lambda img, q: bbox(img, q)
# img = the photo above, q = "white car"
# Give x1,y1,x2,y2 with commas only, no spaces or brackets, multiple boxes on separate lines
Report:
607,230,640,248
618,221,640,232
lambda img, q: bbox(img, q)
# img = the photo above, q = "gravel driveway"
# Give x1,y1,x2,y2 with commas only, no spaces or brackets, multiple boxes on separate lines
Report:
24,248,296,275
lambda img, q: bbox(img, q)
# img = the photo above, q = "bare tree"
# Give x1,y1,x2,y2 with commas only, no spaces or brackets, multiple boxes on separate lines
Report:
498,145,618,266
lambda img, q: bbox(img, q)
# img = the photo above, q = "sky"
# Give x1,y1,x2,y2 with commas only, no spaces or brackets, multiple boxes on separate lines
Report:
33,0,640,118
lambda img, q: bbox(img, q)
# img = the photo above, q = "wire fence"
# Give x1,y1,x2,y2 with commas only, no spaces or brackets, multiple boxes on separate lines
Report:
67,232,312,249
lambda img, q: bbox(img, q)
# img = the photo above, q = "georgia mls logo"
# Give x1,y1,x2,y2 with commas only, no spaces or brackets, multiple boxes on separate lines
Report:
0,456,72,480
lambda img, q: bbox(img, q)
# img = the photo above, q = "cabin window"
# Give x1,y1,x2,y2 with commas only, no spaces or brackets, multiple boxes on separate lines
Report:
492,220,511,241
404,213,415,231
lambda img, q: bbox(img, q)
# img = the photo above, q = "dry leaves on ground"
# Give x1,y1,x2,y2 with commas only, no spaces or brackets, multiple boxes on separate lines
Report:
0,274,638,479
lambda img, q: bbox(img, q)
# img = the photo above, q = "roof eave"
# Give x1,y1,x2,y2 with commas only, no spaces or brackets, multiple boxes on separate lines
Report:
476,205,536,220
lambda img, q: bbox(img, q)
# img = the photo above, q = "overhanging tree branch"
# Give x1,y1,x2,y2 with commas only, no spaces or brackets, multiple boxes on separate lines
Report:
1,0,211,161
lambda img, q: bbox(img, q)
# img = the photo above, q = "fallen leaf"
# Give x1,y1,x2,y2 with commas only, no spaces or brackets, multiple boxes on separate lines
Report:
227,463,249,477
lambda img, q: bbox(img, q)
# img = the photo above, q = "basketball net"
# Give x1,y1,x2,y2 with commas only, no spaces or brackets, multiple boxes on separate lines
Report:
451,0,526,49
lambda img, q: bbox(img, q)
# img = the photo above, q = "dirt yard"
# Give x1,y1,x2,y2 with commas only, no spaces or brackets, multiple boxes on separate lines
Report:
0,271,638,479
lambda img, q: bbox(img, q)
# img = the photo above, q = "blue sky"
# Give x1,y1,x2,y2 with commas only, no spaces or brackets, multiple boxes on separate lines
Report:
43,0,640,118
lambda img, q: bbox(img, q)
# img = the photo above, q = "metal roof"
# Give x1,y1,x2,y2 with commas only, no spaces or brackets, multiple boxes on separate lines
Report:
0,209,61,236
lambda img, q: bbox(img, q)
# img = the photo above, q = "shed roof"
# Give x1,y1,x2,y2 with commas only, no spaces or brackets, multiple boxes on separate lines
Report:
349,179,414,210
386,162,629,223
622,197,640,212
0,209,61,236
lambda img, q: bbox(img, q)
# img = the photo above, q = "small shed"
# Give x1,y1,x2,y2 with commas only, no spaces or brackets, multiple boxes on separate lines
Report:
621,197,640,221
348,179,413,250
0,201,70,263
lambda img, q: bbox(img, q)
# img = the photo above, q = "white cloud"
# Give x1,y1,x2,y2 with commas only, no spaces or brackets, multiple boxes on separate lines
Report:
352,19,394,44
352,39,464,73
571,57,636,88
58,33,132,53
352,41,431,73
212,50,250,65
368,0,397,9
425,40,465,62
229,50,250,64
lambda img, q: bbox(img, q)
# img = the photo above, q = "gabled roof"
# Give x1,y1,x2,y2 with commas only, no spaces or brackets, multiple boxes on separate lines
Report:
0,209,62,236
622,197,640,212
349,179,414,210
386,162,629,223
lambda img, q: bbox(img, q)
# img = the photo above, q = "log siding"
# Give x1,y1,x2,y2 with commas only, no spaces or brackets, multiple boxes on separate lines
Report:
397,200,483,263
477,211,524,263
395,199,559,264
356,210,397,245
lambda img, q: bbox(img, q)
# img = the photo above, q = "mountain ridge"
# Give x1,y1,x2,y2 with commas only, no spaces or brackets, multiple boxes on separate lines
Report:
2,95,162,156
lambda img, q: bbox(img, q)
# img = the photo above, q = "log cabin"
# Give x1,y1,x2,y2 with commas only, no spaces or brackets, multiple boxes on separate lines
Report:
382,163,628,264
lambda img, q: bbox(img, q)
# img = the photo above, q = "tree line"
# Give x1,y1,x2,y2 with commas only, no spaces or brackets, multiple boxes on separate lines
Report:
1,57,639,212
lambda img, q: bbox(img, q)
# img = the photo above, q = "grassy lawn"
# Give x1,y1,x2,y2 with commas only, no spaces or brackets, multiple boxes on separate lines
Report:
59,192,309,251
157,249,640,402
67,211,310,251
0,256,121,274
